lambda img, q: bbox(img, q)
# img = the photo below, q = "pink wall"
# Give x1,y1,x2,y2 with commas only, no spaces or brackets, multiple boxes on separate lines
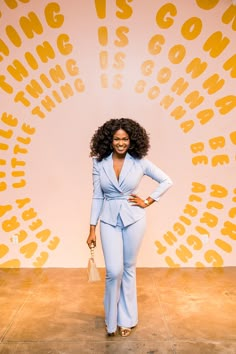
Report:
0,0,235,268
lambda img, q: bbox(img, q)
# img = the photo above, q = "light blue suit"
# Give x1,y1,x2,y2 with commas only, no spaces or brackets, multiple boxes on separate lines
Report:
90,152,173,333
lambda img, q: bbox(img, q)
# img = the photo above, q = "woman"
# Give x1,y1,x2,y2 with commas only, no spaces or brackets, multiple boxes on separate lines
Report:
86,118,173,337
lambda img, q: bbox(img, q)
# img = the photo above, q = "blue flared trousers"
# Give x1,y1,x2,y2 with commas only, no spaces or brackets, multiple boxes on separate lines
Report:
100,215,146,333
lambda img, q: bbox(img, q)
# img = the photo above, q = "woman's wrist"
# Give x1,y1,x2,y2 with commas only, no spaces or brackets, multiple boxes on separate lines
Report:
143,197,154,208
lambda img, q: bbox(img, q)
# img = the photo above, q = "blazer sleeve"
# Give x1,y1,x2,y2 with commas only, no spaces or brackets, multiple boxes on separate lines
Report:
141,159,173,201
90,158,104,226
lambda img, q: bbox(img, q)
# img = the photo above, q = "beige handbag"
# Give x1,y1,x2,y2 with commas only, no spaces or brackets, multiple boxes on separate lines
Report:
87,243,101,282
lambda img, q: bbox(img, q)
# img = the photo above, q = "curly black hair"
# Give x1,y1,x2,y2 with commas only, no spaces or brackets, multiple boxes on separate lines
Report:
90,118,150,161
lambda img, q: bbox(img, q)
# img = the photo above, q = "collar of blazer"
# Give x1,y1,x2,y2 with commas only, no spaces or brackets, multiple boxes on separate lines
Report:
102,152,135,190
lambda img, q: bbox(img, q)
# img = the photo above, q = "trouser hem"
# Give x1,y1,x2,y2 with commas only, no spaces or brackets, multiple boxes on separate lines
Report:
117,322,138,328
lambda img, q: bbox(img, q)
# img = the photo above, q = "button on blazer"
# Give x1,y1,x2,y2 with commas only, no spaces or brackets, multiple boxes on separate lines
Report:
90,152,173,227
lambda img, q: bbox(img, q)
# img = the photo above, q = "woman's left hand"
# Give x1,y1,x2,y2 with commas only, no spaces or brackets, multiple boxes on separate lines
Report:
128,194,147,208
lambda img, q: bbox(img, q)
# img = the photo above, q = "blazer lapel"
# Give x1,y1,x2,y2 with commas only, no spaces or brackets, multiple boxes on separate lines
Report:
102,153,121,191
118,153,134,186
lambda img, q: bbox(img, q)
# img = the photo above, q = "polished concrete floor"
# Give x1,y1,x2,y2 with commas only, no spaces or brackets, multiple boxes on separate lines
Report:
0,267,236,354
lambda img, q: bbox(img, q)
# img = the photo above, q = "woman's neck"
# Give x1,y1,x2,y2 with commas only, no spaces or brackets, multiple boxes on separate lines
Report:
112,151,126,160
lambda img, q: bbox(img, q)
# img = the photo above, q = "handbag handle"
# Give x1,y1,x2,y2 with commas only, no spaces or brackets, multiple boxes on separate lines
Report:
90,242,95,259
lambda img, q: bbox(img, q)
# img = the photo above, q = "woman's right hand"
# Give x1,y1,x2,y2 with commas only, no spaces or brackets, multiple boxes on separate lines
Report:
87,233,96,248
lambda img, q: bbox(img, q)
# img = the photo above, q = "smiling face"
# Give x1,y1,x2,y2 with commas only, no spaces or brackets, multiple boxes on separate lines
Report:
112,129,130,157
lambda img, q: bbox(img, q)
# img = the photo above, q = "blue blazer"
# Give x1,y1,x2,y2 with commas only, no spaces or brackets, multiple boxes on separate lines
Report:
90,152,173,227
